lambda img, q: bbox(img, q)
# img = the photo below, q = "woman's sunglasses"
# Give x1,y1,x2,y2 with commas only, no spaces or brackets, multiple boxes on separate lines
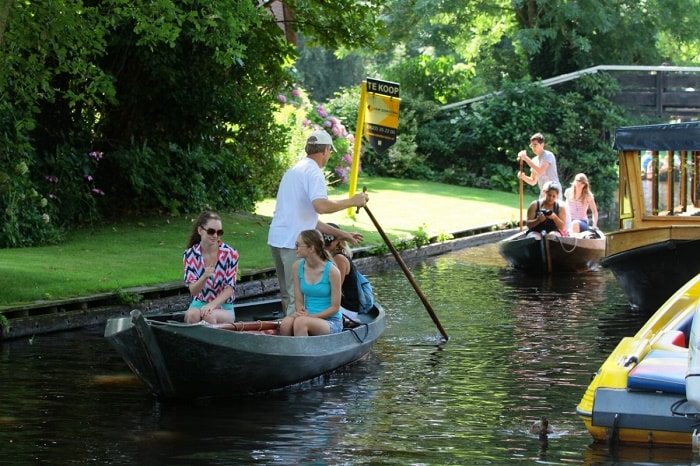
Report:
203,227,224,237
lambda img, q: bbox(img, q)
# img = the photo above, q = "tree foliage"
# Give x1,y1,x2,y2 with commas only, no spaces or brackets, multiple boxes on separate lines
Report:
4,0,700,250
0,0,386,247
354,0,700,101
294,38,367,103
414,75,626,210
291,0,700,215
510,0,697,78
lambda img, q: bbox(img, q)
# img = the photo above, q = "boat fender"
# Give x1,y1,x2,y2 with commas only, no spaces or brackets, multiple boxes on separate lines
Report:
686,305,700,410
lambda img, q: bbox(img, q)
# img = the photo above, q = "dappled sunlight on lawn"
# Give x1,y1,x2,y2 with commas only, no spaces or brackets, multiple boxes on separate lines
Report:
256,176,520,238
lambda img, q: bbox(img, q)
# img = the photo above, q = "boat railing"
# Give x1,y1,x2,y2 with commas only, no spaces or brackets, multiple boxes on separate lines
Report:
619,148,700,229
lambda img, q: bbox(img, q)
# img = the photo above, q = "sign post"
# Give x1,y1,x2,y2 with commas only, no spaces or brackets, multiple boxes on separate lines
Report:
348,78,400,214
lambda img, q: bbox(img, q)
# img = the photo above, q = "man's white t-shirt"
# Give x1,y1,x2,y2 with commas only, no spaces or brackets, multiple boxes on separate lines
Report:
535,149,559,192
267,157,328,249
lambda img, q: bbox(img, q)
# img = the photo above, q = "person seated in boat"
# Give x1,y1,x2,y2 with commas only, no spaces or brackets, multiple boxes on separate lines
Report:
564,173,598,235
323,223,362,320
279,229,343,336
183,211,238,324
525,181,567,239
641,150,653,179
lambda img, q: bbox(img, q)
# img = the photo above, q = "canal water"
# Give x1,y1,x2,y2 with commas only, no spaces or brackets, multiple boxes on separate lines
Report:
1,242,697,465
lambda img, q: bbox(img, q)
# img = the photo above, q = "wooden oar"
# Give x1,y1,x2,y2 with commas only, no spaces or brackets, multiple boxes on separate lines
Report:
214,321,281,332
357,188,449,341
519,159,524,231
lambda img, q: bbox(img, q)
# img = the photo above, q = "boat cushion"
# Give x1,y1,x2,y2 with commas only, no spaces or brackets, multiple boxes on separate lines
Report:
654,330,687,351
678,313,695,344
627,350,688,394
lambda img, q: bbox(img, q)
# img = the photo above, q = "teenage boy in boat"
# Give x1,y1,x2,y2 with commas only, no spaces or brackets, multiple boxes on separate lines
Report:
524,182,568,238
517,132,560,198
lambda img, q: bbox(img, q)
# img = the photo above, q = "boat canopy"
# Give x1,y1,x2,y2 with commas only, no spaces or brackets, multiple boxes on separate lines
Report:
614,121,700,151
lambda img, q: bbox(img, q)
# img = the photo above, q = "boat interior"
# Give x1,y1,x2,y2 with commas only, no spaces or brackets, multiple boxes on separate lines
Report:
607,121,700,256
625,311,692,394
622,148,700,222
588,304,700,442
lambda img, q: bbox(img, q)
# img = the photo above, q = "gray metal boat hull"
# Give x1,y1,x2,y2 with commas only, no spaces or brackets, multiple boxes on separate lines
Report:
104,299,385,399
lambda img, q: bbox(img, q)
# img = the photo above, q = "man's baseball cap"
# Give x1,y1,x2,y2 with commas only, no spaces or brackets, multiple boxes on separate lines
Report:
307,130,336,152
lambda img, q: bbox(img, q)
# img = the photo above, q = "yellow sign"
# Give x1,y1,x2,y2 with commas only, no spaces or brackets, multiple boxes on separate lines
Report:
363,78,401,153
347,79,401,213
366,93,400,129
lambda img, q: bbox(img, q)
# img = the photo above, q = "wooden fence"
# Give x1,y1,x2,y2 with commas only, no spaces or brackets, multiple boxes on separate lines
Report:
442,65,700,118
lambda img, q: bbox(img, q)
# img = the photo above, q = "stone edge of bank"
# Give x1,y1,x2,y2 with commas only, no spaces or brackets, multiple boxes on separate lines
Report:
0,226,515,341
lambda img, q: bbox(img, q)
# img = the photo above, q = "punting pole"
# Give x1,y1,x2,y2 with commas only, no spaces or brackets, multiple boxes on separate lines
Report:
357,188,449,342
519,159,524,231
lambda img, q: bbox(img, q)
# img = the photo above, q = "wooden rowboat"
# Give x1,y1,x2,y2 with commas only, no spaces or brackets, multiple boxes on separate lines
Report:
104,298,386,400
498,230,605,274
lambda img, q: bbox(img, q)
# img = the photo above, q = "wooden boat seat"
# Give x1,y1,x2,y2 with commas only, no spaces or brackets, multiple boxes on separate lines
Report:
627,350,687,394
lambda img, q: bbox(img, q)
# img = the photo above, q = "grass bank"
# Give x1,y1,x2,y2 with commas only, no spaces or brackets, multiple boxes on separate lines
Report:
0,177,520,306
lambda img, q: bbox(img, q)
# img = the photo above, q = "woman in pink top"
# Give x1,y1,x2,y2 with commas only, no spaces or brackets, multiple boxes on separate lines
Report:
183,211,239,324
564,173,598,234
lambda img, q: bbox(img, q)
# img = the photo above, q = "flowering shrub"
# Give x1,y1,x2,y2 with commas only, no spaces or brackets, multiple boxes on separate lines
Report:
0,157,62,247
277,86,358,185
38,147,106,227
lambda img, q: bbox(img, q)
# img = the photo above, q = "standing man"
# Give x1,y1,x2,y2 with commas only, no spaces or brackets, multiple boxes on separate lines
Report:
517,132,560,196
268,130,369,316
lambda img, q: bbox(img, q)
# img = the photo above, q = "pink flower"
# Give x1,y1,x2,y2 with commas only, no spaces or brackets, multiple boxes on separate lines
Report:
277,94,287,103
334,167,348,183
89,151,104,161
291,89,300,98
45,175,58,183
316,106,328,118
302,119,311,126
91,188,105,196
84,174,93,182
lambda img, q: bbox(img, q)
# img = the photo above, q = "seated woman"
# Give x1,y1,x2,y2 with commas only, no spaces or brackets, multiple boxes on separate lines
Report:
323,223,361,319
183,211,238,324
525,181,567,239
565,173,598,235
279,229,343,336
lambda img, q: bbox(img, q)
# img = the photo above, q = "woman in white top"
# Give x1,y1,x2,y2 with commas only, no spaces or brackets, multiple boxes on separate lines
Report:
564,173,598,234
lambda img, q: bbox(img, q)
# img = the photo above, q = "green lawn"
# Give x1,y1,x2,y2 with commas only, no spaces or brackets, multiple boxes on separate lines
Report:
0,177,521,307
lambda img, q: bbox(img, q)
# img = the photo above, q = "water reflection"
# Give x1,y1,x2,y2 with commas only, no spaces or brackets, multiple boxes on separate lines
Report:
1,243,697,465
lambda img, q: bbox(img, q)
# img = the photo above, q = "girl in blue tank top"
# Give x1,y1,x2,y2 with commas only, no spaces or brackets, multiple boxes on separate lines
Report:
279,229,343,336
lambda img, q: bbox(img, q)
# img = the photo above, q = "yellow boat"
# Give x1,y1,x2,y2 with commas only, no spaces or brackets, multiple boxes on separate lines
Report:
577,273,700,446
